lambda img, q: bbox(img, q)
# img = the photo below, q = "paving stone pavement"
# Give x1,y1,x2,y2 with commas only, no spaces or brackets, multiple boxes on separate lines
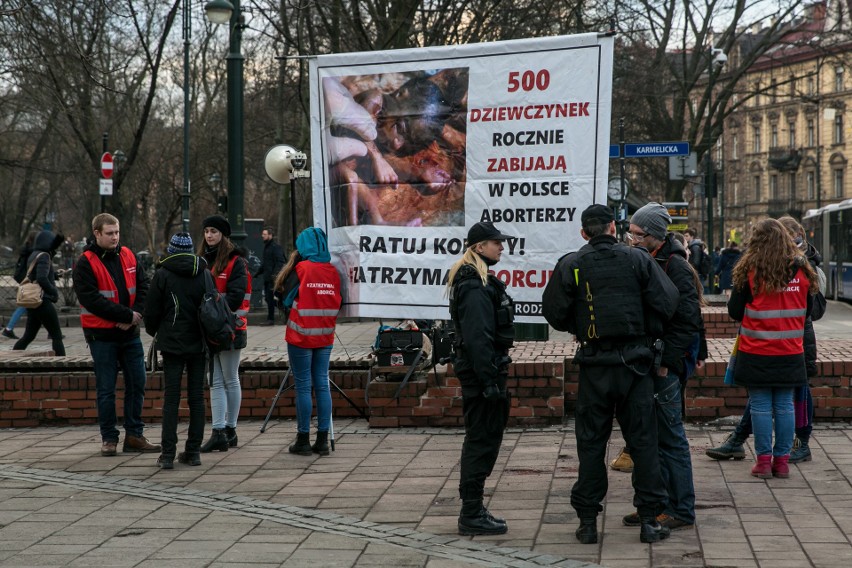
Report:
1,422,852,567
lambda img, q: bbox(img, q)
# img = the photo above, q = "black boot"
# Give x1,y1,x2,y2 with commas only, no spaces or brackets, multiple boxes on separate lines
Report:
200,429,229,453
289,432,312,456
177,451,201,466
311,431,330,456
224,426,238,448
157,454,174,470
705,431,747,460
575,518,598,544
639,517,671,543
458,499,508,536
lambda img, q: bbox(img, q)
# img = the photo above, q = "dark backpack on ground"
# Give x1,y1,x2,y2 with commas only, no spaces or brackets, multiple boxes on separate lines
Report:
199,271,236,352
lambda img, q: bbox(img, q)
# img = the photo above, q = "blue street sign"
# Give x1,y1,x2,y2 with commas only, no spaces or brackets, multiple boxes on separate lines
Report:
624,141,690,158
609,144,620,158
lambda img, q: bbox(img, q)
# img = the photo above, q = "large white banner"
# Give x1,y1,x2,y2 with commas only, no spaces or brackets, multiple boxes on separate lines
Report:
309,33,614,323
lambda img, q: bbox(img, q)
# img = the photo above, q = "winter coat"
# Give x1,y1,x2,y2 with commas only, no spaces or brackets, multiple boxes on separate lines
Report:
73,242,150,343
804,242,827,377
144,253,208,355
203,246,250,350
257,238,286,287
25,231,64,304
651,235,702,375
716,247,741,291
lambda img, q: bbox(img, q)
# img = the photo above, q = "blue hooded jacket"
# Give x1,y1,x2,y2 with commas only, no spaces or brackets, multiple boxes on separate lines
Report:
283,227,331,308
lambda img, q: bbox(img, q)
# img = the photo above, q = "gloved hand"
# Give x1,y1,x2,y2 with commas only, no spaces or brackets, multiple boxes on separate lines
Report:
483,384,502,400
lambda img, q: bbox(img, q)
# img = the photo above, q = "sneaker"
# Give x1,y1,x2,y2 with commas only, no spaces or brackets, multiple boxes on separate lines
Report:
100,440,117,456
624,512,693,531
639,520,671,543
610,447,634,472
623,511,641,526
2,329,17,339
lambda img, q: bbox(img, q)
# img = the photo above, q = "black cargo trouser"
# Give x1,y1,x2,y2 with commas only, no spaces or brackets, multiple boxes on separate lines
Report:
458,375,510,501
571,363,667,519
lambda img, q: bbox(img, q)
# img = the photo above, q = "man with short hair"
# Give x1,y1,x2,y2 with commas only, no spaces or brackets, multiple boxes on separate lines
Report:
543,204,679,544
74,213,158,456
622,203,703,532
256,227,286,326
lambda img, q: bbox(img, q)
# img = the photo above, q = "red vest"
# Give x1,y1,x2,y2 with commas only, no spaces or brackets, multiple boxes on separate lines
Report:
79,248,138,329
739,268,809,356
213,256,252,331
285,261,341,348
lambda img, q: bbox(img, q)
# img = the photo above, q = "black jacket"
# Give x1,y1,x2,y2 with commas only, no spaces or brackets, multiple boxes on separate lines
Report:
25,231,64,304
687,238,705,275
651,235,702,374
203,246,250,350
257,238,286,286
73,242,150,342
144,253,208,355
450,264,514,394
543,234,679,342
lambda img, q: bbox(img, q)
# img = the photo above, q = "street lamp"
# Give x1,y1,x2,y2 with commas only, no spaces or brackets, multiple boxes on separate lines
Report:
705,47,727,256
205,0,246,244
182,0,192,233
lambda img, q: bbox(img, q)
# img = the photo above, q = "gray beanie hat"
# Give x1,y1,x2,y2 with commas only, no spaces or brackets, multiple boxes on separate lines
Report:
630,202,671,240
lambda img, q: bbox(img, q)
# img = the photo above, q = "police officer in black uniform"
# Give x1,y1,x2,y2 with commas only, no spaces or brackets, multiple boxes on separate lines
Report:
448,221,515,536
542,204,679,544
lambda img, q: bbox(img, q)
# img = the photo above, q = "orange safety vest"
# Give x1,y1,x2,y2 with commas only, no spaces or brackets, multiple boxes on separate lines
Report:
739,268,809,357
285,261,341,348
79,248,138,329
213,255,252,331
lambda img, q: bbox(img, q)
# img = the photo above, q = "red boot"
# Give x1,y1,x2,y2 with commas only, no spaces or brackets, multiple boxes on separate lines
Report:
772,455,790,478
751,455,772,479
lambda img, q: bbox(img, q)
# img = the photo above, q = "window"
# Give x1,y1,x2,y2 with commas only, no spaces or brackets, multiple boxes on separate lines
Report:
836,66,844,93
771,79,778,103
732,134,739,159
807,76,816,96
733,181,739,204
716,137,723,163
753,126,762,153
754,175,761,200
807,171,815,199
789,172,797,199
834,114,844,144
807,119,816,146
771,124,779,147
770,175,779,199
834,168,845,198
788,121,796,146
789,76,797,97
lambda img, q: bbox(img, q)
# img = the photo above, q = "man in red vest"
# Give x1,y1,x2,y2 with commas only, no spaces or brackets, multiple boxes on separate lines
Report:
73,213,159,457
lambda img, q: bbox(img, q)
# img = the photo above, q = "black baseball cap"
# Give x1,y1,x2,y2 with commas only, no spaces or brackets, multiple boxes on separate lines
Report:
581,204,615,228
466,222,513,248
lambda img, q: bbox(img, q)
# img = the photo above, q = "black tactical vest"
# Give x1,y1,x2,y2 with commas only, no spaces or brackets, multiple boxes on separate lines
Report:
449,267,515,350
573,242,646,343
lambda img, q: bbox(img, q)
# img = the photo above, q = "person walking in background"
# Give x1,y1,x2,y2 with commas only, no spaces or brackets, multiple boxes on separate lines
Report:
198,215,251,453
716,241,742,297
273,227,342,459
12,230,66,357
684,228,709,293
543,205,679,545
707,218,826,464
73,213,158,457
256,226,286,326
726,218,817,479
4,231,39,340
446,221,516,536
144,232,208,469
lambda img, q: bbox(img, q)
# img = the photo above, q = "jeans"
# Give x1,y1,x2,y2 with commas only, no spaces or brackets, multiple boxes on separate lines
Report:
654,372,696,524
13,302,65,356
89,336,147,442
6,306,25,330
210,349,242,429
748,387,795,457
161,352,206,457
288,344,332,434
735,389,812,442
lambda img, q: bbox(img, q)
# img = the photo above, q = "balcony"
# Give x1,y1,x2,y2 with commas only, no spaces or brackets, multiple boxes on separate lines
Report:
768,147,802,171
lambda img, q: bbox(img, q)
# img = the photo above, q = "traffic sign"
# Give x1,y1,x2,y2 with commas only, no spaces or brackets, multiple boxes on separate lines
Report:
101,152,113,179
609,144,619,158
99,179,113,196
624,141,689,158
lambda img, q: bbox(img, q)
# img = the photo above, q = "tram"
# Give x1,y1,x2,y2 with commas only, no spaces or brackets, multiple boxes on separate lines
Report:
802,199,852,301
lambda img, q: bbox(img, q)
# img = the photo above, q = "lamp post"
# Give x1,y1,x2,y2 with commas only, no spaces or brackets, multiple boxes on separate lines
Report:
705,47,727,255
205,0,246,244
182,0,191,232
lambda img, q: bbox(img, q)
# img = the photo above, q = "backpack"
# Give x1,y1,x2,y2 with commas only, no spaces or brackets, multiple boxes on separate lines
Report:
199,271,236,352
699,248,712,277
13,252,29,284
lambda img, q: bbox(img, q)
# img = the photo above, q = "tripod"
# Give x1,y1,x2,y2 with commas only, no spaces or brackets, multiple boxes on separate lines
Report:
259,367,368,434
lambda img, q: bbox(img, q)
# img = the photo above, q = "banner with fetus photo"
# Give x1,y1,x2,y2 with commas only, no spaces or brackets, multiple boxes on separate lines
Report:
309,33,614,323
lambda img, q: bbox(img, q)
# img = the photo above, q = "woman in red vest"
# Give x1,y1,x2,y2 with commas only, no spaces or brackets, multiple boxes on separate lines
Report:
728,218,818,479
274,227,341,456
197,215,252,453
